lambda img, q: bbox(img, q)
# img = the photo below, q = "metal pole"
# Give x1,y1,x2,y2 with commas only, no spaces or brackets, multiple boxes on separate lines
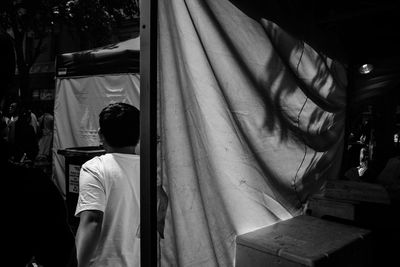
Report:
140,0,157,265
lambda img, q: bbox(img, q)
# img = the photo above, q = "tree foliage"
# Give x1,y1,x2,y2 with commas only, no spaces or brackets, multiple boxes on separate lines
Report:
50,0,140,45
1,0,139,44
0,0,139,103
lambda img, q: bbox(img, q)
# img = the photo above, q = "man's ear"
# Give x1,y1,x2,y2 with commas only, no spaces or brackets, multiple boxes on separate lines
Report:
98,128,105,144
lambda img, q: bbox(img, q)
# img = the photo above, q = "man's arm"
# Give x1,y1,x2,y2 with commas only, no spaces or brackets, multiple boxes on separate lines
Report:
75,210,103,267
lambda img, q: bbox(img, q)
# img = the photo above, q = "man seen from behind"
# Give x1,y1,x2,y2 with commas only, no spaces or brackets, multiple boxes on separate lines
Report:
75,102,140,267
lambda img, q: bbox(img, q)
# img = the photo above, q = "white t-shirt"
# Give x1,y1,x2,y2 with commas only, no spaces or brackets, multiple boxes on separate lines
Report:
75,153,140,267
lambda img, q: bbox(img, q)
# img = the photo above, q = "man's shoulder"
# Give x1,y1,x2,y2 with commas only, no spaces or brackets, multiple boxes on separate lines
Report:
82,155,103,165
82,153,139,170
114,153,140,165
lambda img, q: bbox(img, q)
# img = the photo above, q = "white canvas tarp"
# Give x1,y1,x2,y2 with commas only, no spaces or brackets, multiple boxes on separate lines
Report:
158,0,347,266
53,74,140,196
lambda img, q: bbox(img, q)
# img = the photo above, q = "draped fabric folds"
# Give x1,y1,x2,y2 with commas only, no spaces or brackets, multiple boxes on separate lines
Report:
158,1,347,266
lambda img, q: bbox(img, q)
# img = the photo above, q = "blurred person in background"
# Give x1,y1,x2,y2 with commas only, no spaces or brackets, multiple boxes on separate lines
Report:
11,106,39,162
36,105,54,162
1,115,76,267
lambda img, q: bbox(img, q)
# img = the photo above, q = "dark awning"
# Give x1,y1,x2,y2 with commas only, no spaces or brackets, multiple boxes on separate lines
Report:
56,37,140,77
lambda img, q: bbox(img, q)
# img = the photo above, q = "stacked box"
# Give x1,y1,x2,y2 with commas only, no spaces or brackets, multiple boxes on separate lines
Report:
236,215,372,267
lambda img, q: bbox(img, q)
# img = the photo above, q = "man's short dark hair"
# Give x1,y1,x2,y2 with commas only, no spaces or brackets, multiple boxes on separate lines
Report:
99,102,140,147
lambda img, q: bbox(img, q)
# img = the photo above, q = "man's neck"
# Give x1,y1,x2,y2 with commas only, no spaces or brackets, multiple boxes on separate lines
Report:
105,145,136,155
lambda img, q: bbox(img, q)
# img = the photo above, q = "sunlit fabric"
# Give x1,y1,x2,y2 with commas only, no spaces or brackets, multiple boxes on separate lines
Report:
157,0,347,266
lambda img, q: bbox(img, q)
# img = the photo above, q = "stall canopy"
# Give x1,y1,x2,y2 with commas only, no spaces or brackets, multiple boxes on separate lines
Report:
56,37,140,77
53,37,140,197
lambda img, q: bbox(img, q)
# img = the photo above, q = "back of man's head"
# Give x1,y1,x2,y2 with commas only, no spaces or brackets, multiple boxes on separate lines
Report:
99,102,140,148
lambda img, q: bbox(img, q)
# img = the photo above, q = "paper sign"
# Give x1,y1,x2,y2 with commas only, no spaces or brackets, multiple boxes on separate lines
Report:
68,164,81,193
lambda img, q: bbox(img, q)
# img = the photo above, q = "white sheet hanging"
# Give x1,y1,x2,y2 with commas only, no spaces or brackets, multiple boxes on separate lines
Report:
53,74,140,196
158,0,347,266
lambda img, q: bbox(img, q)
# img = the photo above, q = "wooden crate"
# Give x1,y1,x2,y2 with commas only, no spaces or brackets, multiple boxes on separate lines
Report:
236,215,372,267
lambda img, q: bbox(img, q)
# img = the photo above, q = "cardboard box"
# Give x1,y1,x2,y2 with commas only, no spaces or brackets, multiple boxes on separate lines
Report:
236,215,371,267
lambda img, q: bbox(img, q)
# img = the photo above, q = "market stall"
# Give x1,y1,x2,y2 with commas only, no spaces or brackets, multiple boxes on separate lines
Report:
53,37,140,197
